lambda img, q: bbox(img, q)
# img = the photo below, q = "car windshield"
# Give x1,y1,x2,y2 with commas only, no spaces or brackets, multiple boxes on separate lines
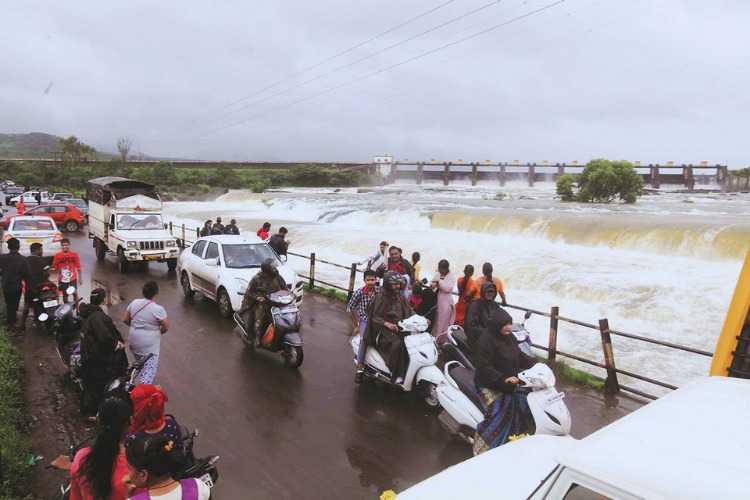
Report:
12,219,54,231
117,213,164,230
222,243,280,269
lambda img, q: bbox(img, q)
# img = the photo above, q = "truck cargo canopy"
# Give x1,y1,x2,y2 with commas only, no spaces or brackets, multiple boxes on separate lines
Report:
86,177,159,205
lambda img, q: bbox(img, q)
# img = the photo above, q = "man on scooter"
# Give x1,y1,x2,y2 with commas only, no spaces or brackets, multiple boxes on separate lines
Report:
364,271,415,384
240,258,287,347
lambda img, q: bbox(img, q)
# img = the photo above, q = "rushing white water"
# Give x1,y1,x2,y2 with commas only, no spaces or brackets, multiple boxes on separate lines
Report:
164,183,750,395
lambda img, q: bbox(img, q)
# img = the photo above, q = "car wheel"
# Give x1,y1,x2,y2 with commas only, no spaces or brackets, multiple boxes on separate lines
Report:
217,288,233,318
181,272,195,297
64,220,79,232
117,248,130,274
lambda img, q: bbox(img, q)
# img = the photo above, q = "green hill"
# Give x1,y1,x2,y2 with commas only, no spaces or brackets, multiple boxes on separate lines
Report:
0,133,116,159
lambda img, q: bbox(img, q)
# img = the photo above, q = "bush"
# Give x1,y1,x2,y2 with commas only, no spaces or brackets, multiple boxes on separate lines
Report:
556,158,644,204
730,167,750,176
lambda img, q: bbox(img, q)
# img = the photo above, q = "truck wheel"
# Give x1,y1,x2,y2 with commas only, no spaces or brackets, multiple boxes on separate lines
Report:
167,258,177,271
95,239,106,261
64,220,79,232
217,288,233,318
118,249,130,273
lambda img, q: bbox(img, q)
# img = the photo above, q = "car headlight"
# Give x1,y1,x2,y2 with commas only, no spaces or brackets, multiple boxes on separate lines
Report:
127,241,137,249
234,278,249,294
166,240,176,247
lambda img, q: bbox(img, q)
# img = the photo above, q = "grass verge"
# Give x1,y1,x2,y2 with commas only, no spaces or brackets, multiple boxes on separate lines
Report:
303,284,349,303
0,302,32,498
548,359,605,389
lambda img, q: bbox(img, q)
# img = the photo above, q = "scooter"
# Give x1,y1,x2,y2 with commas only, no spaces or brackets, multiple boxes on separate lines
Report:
438,313,571,444
233,289,304,369
351,315,474,411
29,280,59,332
47,294,84,392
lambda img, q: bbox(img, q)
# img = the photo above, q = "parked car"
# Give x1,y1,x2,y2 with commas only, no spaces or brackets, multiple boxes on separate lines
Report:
4,186,25,205
399,375,750,500
1,216,62,257
178,235,304,318
50,192,75,202
65,197,88,218
4,202,86,231
9,190,51,206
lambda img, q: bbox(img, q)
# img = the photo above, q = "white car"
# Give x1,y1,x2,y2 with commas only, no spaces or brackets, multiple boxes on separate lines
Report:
399,376,750,500
2,215,62,257
10,190,51,206
178,234,303,317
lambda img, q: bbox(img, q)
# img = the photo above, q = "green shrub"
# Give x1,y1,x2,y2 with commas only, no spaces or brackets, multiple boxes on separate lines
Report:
556,159,644,204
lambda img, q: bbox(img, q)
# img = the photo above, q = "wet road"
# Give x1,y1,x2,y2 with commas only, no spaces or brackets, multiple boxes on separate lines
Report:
66,230,642,499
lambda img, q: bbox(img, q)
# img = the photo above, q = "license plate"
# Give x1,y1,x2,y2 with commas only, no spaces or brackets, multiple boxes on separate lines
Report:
43,300,58,308
546,391,565,405
25,239,43,244
145,254,163,261
199,472,214,488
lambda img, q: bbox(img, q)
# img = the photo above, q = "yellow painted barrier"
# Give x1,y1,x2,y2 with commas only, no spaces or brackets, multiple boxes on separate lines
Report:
710,251,750,376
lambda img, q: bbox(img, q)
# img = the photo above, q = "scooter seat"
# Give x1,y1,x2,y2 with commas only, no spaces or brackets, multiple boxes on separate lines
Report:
448,364,483,411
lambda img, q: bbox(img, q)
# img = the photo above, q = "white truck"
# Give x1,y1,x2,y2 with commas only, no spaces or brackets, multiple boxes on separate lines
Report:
86,177,179,273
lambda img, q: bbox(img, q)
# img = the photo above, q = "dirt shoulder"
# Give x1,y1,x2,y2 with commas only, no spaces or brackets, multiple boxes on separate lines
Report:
19,324,92,499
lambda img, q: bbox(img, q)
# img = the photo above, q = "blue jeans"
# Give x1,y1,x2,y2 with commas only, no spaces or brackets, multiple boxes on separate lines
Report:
356,319,368,366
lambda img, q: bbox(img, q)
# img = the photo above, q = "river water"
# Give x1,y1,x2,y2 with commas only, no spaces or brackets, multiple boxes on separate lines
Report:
163,182,750,394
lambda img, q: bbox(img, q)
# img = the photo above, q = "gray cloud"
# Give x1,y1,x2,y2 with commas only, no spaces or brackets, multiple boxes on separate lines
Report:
2,0,748,166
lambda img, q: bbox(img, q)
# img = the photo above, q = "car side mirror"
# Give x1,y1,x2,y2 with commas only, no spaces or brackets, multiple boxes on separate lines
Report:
205,257,219,267
109,223,114,230
279,254,287,263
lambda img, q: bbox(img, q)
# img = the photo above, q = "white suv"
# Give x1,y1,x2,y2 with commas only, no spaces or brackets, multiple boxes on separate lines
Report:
177,234,303,317
10,190,51,206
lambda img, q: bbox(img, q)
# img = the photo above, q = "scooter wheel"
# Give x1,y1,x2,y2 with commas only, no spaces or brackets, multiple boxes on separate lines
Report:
284,346,304,369
420,381,440,408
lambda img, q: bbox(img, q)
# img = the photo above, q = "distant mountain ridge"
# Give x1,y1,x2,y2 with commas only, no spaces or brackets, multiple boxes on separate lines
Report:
0,132,117,159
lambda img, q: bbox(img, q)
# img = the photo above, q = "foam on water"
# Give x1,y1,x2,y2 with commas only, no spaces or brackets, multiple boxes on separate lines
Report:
163,185,749,394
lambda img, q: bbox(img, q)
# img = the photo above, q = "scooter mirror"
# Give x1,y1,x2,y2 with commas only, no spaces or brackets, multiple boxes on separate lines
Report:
38,313,49,322
524,310,532,320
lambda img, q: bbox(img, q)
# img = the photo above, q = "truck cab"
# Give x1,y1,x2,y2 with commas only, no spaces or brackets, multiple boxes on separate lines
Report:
87,177,179,273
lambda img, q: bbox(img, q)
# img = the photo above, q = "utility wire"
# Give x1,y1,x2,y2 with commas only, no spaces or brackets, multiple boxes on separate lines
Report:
176,0,566,143
156,0,509,142
152,0,455,141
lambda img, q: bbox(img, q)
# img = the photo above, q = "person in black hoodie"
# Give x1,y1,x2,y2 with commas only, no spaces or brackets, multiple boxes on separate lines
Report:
465,281,501,355
79,288,128,418
472,308,535,456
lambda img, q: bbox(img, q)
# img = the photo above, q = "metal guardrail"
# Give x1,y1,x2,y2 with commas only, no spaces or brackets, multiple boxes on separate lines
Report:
166,221,712,400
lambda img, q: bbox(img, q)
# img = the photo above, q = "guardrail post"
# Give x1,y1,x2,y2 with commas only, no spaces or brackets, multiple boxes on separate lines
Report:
169,221,173,237
347,263,357,300
196,227,200,238
548,306,559,363
309,252,316,288
181,224,186,248
598,318,621,394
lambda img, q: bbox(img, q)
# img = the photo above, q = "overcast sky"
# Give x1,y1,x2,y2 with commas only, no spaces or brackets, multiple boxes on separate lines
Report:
2,0,748,166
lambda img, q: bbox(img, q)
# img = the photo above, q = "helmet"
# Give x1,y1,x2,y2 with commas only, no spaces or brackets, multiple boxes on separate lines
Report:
260,258,279,275
384,271,406,287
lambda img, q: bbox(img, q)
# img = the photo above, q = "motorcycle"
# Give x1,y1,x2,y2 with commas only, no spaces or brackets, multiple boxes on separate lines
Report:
233,289,304,369
29,280,59,332
438,312,571,444
350,315,475,411
48,295,84,392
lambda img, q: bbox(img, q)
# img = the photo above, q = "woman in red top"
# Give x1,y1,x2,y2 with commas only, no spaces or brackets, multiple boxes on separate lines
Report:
455,264,479,327
70,396,133,500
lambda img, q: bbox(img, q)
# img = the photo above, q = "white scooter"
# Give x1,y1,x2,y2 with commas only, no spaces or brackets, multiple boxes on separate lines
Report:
351,315,475,410
438,316,571,444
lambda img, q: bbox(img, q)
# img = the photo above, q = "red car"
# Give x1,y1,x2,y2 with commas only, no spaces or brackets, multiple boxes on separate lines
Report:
3,203,86,232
